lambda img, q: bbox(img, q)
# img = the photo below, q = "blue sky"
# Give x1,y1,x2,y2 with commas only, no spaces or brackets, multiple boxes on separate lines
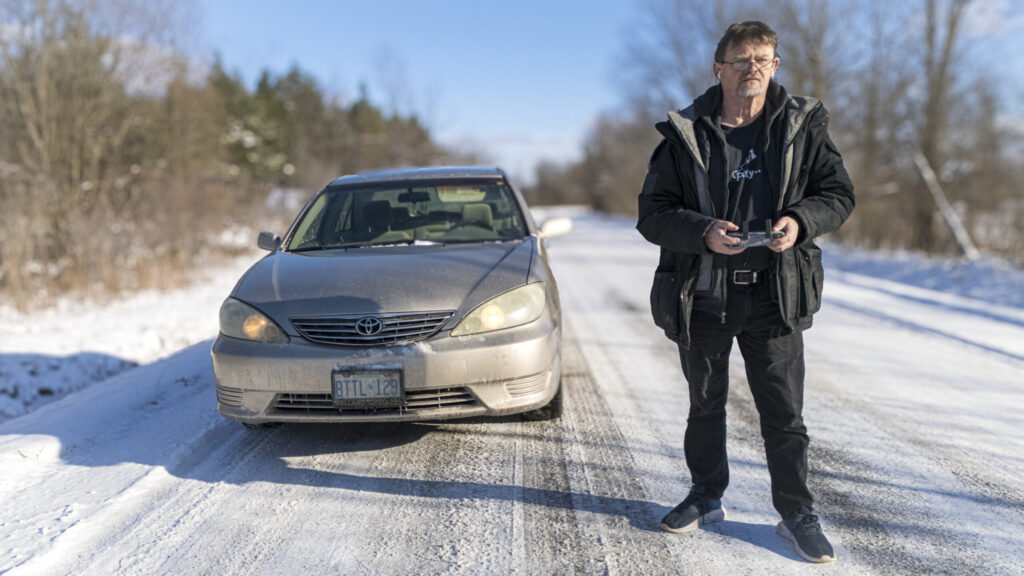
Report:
198,0,640,182
197,1,1024,184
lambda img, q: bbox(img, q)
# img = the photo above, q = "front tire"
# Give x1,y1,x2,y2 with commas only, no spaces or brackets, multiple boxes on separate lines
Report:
522,380,563,421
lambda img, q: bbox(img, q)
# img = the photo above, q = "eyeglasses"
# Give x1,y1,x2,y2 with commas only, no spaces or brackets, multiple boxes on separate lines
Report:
718,57,776,71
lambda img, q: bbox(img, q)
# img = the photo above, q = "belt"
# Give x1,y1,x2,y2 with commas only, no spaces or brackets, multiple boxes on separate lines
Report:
729,269,766,285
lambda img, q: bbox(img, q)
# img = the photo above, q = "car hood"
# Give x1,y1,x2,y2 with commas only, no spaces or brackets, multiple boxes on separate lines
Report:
232,239,535,331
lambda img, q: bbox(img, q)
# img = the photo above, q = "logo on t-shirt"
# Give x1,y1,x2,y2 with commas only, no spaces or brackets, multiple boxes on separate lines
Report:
732,149,761,181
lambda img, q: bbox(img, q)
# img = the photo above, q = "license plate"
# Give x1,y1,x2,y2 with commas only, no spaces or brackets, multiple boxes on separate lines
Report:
332,369,403,408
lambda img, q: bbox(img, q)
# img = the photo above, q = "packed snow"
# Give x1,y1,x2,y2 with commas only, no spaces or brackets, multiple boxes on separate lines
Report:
1,210,1022,574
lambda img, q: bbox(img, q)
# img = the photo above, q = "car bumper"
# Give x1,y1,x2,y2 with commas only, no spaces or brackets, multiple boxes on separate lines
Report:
211,315,561,423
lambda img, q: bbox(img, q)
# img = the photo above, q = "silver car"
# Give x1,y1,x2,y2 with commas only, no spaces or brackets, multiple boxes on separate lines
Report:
211,166,571,425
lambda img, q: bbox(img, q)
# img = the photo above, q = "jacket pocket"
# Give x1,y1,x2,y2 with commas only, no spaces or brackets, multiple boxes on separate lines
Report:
650,269,682,340
797,243,824,317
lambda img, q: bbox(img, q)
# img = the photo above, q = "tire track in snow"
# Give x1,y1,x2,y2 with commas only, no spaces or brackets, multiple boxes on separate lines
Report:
805,373,1024,576
551,244,740,572
720,379,953,574
514,372,590,575
164,422,442,575
811,366,1024,513
211,421,522,574
542,336,679,575
1,364,236,575
259,332,667,575
5,420,255,575
124,424,317,575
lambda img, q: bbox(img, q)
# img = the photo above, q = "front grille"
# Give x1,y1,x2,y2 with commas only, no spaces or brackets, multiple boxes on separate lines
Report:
216,385,244,408
274,387,477,415
291,311,454,346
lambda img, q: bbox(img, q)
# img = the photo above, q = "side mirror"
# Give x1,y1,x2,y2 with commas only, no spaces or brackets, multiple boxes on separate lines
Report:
257,231,281,251
538,217,573,239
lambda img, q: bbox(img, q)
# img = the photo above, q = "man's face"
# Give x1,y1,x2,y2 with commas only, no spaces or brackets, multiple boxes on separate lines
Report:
714,41,778,99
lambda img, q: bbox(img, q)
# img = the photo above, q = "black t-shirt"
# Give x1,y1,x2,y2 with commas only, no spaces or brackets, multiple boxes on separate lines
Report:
721,112,771,271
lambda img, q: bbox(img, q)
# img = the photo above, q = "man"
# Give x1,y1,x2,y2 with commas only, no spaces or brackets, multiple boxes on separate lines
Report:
636,21,854,564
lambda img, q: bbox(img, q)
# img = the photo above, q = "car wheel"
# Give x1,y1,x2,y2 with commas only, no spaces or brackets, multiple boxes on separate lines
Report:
242,422,281,430
522,379,563,421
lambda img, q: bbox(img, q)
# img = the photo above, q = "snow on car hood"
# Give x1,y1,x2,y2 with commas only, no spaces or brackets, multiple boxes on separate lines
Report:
231,239,535,330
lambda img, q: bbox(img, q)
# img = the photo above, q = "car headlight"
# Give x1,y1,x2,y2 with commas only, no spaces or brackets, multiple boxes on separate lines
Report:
219,298,289,343
450,283,545,336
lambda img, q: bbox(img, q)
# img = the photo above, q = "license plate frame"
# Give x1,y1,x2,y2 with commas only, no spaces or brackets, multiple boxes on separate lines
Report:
331,367,403,408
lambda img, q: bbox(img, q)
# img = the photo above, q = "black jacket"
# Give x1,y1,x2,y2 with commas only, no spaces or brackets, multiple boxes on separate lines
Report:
636,80,855,348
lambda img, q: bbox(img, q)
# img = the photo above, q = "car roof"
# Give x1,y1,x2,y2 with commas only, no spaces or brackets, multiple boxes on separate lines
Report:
327,166,507,187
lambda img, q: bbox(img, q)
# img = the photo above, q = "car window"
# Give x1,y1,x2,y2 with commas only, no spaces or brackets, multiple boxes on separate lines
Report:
286,181,526,251
288,193,328,250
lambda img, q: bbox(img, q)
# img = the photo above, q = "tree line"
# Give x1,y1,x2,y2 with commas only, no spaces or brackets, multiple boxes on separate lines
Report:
3,0,1021,308
0,0,468,307
523,0,1024,261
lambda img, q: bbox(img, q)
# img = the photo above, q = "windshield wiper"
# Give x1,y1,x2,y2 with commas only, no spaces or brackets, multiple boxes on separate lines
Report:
289,243,354,252
291,238,453,251
366,239,416,247
360,239,446,248
438,238,521,245
288,245,329,253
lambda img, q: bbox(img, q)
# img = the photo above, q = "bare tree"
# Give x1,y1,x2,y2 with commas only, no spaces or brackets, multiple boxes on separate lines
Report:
913,0,972,250
829,0,918,247
774,0,841,104
0,0,211,302
618,0,762,116
0,0,192,257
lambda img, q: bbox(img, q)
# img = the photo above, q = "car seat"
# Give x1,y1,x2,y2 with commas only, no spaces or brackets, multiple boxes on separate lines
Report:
461,203,493,230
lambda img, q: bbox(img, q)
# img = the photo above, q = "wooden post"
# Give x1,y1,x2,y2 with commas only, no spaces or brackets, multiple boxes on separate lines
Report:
912,152,981,261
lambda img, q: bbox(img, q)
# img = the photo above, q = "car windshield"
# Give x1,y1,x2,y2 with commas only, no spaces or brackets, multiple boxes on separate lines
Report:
286,180,527,251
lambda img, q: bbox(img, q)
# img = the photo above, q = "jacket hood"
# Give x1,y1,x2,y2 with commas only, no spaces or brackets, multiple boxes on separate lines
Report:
656,80,819,168
674,79,791,133
231,240,535,332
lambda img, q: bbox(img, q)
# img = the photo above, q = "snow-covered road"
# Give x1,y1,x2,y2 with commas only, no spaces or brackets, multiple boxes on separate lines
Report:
2,213,1022,574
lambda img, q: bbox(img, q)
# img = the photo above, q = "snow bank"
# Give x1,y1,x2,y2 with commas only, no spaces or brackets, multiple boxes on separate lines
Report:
824,242,1024,308
0,251,263,422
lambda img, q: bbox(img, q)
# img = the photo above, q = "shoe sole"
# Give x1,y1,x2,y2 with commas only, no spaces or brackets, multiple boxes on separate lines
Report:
660,507,727,534
776,521,836,563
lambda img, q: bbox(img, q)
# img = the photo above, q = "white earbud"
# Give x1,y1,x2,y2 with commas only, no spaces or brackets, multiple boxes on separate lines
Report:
716,70,721,80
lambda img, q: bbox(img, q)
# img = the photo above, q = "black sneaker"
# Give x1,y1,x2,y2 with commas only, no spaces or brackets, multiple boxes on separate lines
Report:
660,490,726,533
777,511,836,563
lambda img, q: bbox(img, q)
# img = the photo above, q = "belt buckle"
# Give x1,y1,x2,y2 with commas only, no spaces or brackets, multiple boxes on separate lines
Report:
732,270,757,285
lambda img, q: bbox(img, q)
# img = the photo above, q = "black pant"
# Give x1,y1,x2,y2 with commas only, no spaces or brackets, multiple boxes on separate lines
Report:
679,280,812,519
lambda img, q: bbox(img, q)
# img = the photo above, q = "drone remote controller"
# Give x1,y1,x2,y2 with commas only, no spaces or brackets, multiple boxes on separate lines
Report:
727,219,784,249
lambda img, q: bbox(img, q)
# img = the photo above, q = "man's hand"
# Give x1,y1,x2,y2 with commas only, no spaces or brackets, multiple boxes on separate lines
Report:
770,216,799,252
705,220,743,254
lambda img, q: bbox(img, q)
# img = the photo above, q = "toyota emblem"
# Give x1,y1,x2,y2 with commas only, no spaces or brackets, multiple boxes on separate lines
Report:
355,316,384,336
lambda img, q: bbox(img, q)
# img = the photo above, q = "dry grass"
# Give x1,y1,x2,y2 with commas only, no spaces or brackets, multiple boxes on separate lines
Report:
0,173,288,311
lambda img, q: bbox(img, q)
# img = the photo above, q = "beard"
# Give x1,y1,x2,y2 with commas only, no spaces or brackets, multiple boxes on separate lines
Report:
737,78,765,98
